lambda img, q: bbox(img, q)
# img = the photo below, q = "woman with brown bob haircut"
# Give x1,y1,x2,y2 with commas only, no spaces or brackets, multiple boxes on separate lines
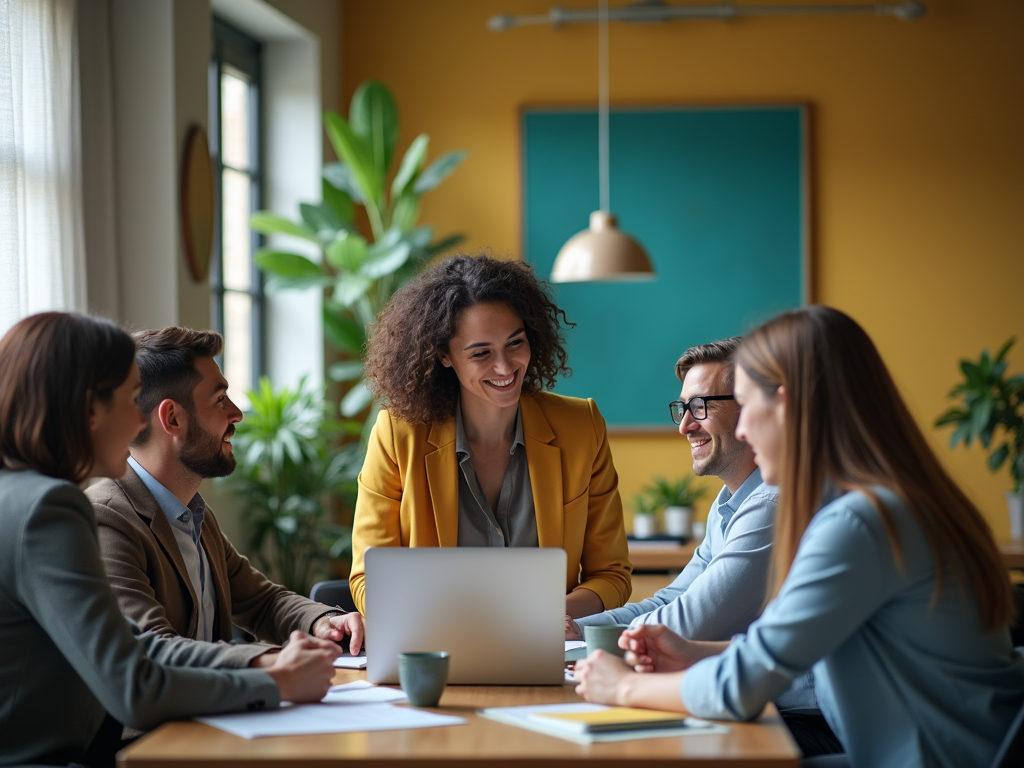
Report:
574,306,1024,768
350,254,631,618
0,313,337,768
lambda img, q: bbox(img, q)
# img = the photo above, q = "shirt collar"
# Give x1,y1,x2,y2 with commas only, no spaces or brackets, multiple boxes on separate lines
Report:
454,400,525,460
715,466,765,513
128,456,206,527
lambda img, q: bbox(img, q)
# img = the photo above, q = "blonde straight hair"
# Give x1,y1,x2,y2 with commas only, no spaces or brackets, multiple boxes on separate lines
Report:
735,306,1013,632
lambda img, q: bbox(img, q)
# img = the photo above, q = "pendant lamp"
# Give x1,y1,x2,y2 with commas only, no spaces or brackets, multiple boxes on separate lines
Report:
550,0,654,283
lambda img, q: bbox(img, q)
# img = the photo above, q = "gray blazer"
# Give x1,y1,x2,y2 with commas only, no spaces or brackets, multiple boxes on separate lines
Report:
0,469,279,767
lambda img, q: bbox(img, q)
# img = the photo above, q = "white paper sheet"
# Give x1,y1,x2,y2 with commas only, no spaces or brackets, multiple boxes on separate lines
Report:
564,640,586,651
332,654,368,669
323,680,407,704
196,702,465,739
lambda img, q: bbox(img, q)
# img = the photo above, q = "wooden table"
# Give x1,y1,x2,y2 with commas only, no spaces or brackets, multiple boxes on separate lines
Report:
630,540,1024,572
118,669,800,767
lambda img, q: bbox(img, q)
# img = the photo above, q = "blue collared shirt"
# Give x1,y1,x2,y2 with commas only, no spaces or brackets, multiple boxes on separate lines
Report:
128,456,217,642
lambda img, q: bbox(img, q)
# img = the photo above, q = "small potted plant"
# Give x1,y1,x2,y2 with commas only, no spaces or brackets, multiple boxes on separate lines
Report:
629,492,659,539
644,476,708,540
935,338,1024,539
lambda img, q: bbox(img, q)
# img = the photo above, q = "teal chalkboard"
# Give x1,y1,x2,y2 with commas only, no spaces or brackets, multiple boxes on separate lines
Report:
522,105,808,429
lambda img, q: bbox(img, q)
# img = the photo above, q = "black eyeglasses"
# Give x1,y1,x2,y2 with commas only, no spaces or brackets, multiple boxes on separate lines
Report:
668,396,735,424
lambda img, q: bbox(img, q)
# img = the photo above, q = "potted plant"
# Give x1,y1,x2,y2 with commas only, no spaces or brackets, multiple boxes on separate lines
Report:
629,492,659,539
935,338,1024,539
224,377,362,594
644,476,708,540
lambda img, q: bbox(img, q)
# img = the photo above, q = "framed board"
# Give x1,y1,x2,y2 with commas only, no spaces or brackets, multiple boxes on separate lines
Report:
522,105,810,430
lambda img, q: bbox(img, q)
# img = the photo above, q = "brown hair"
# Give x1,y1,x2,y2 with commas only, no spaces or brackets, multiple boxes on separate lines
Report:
675,337,744,386
364,254,573,424
735,305,1013,631
132,327,222,447
0,312,136,483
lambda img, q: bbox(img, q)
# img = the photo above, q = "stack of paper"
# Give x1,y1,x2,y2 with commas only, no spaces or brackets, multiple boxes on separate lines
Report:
479,702,728,744
197,681,465,738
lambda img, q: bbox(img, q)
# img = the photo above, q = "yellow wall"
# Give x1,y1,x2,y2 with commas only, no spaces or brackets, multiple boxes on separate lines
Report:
340,0,1024,534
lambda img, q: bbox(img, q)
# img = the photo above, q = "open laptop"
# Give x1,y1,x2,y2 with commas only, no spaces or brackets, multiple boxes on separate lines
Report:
364,547,566,685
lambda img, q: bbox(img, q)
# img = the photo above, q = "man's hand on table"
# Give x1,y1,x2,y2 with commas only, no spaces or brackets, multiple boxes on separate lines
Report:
313,611,365,655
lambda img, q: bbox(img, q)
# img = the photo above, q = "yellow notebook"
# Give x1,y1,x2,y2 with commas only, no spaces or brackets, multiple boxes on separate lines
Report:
528,707,688,734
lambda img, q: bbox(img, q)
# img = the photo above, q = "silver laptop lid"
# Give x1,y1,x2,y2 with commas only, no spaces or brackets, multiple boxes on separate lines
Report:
364,547,566,685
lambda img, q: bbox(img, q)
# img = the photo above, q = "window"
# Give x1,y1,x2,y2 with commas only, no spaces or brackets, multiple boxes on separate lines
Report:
210,19,263,404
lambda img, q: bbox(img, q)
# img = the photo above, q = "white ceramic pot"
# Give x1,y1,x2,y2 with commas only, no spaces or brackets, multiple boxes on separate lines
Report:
664,506,693,538
633,513,657,539
1007,491,1024,541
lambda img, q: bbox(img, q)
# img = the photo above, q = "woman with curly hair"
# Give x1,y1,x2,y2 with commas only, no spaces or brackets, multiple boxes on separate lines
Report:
349,255,631,618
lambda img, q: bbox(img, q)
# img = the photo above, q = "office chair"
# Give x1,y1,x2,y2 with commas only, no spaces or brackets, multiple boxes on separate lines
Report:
310,579,358,613
992,696,1024,768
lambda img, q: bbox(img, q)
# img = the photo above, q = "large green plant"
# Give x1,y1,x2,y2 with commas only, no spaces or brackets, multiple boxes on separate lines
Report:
225,377,362,594
936,338,1024,493
249,80,466,421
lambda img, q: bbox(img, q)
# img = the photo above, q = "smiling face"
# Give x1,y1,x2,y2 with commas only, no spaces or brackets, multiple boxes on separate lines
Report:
678,362,750,484
733,365,786,486
440,301,531,415
89,362,147,479
177,356,243,478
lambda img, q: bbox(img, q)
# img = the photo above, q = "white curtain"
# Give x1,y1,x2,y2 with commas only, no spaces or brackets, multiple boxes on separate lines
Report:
0,0,86,338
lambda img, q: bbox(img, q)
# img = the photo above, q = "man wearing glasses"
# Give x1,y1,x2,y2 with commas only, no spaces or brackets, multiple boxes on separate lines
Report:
568,337,841,759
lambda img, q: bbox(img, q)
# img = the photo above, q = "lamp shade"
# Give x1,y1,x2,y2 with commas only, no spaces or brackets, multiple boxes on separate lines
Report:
551,211,655,283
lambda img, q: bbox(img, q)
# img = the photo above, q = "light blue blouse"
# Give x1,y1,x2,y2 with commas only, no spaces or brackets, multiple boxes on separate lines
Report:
682,486,1024,768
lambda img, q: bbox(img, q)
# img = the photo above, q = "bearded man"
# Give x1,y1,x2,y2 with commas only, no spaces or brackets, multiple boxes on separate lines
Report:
88,328,362,668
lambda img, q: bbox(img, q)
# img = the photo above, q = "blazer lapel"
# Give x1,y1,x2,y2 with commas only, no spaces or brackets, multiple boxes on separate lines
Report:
521,395,563,548
425,420,459,547
198,518,234,641
119,465,202,639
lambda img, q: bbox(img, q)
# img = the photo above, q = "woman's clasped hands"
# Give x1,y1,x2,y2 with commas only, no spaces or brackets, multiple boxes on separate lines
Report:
573,624,729,707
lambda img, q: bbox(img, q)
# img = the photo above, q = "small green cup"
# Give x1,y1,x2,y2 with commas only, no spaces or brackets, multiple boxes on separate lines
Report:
584,624,629,658
398,652,450,707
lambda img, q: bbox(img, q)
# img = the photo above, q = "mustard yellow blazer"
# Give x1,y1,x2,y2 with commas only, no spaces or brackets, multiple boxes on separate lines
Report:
350,391,632,614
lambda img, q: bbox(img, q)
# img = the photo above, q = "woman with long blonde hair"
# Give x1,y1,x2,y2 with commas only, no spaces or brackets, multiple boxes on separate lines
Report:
575,306,1024,768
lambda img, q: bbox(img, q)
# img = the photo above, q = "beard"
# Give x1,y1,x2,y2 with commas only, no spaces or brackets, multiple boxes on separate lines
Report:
179,419,236,479
691,430,747,479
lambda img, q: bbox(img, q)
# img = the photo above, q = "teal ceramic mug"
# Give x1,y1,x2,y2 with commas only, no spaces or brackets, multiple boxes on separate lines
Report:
584,624,629,658
398,652,450,707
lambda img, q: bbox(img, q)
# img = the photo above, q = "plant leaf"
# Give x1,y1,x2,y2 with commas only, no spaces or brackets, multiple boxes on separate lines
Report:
413,150,468,194
361,239,412,279
325,231,369,273
255,250,323,280
341,380,373,417
989,443,1010,471
324,111,382,205
994,337,1016,364
249,212,319,243
430,233,464,257
300,202,343,239
970,397,994,441
328,360,365,382
323,309,366,355
323,162,365,204
349,80,399,182
322,178,354,224
332,275,374,307
391,191,421,233
391,133,429,199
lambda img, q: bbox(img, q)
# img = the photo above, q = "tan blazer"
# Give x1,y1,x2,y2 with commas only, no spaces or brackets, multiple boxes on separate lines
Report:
350,391,632,614
87,466,331,664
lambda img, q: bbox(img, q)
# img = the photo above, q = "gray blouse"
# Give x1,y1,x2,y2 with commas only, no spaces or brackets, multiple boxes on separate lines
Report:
454,402,538,548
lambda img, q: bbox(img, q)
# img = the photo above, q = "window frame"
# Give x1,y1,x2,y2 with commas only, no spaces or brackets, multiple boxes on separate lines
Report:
209,17,265,393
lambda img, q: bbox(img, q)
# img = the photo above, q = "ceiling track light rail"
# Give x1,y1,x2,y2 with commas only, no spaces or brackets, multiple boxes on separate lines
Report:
488,1,927,31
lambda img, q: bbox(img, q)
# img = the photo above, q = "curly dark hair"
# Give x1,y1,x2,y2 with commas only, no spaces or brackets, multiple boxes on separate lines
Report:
365,254,573,424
